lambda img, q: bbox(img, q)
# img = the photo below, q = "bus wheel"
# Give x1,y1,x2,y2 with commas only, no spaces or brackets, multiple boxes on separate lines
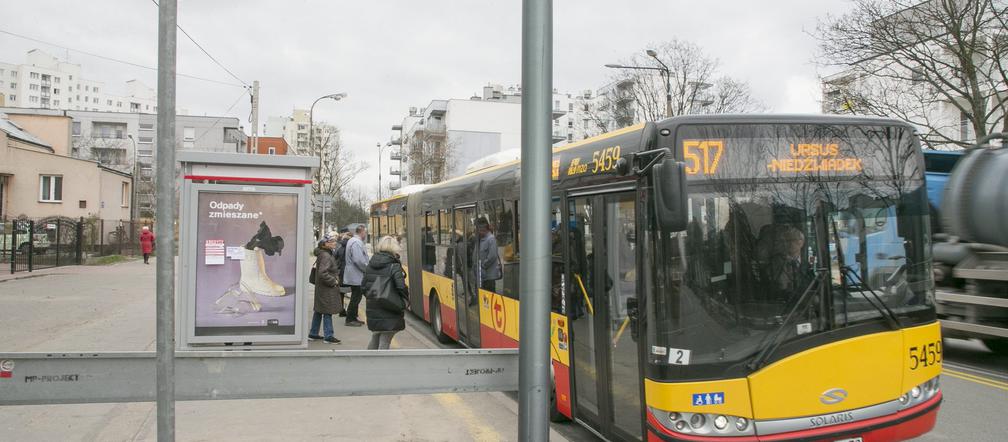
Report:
549,388,567,422
430,295,453,344
983,338,1008,355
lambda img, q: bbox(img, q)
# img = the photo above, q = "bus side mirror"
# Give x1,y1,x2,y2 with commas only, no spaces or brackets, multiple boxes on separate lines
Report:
654,158,688,232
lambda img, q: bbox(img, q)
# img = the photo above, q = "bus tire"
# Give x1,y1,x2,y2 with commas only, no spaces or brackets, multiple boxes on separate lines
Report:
430,294,453,344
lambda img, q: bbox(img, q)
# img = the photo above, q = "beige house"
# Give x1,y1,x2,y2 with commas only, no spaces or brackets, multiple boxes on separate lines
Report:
0,113,131,221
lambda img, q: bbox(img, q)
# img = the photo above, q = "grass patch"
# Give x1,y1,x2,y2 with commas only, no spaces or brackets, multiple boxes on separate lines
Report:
88,255,131,266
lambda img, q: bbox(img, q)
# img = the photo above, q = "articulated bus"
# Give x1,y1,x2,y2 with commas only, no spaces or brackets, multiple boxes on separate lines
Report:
369,115,941,442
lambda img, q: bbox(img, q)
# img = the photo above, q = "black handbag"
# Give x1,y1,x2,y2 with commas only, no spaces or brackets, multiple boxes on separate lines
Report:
365,275,405,313
309,265,317,285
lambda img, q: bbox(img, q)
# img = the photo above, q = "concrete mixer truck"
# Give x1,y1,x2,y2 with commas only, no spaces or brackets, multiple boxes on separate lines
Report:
926,133,1008,354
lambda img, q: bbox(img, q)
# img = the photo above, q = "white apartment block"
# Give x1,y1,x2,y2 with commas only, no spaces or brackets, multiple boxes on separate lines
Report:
266,109,324,154
394,83,592,184
0,49,158,113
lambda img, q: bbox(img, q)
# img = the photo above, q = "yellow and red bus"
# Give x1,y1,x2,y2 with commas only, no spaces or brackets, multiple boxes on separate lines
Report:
369,115,941,441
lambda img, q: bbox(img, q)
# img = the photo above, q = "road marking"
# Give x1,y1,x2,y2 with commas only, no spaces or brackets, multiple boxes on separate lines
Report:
943,362,1008,381
943,368,1008,392
432,393,503,441
399,318,504,441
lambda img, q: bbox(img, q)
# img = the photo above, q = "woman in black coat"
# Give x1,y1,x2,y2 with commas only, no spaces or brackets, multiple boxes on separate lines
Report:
309,235,344,344
362,235,409,349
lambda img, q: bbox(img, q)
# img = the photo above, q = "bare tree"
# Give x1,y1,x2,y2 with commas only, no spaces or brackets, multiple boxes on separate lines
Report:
72,136,132,173
304,123,367,202
405,133,457,184
815,0,1008,148
586,39,766,134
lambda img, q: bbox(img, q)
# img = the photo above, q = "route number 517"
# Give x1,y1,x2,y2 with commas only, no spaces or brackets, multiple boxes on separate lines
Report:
682,140,724,175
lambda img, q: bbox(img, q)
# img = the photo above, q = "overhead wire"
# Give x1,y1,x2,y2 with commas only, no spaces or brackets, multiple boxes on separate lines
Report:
194,91,249,143
0,28,246,88
150,0,250,88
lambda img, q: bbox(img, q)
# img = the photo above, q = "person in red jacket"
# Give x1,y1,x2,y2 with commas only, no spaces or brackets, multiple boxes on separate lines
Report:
139,226,155,264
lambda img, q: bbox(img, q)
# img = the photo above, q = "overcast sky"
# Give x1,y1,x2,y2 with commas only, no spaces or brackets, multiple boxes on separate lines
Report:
1,0,852,196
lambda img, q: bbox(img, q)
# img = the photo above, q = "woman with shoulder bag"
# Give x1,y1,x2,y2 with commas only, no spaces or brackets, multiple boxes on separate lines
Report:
362,236,409,349
309,234,344,344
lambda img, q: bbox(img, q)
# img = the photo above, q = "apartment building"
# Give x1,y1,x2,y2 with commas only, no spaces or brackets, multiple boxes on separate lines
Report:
393,83,591,184
0,107,245,218
0,49,158,113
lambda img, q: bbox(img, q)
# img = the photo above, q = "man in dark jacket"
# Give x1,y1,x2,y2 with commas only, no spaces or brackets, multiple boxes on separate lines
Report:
309,235,343,344
362,236,409,349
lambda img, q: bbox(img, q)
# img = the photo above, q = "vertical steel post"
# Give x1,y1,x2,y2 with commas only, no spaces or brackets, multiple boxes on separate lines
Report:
155,0,177,440
519,0,552,440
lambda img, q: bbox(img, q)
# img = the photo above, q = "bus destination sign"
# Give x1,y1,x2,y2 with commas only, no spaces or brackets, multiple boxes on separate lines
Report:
682,138,868,180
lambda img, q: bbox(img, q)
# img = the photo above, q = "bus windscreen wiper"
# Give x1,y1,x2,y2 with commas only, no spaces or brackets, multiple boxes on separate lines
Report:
839,265,901,330
746,269,826,371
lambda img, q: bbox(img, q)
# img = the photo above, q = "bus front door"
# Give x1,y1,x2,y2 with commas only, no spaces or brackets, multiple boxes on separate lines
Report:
567,192,643,441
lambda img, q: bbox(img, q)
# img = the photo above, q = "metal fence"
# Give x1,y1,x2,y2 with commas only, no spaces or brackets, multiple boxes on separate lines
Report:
1,216,147,274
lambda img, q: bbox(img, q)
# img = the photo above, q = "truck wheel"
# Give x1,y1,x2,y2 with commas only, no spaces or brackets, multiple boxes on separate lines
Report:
982,338,1008,355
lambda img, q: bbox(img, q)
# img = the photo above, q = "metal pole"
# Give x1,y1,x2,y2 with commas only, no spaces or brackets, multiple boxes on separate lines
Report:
155,0,177,440
378,143,383,200
128,135,138,223
519,0,551,439
251,80,260,154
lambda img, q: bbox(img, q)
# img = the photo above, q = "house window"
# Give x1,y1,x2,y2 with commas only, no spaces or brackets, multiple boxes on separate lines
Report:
30,72,39,79
53,88,59,95
9,95,14,101
72,121,81,136
960,111,971,142
568,103,574,111
93,87,99,93
121,182,130,207
567,120,573,128
268,147,276,155
39,175,63,202
9,82,15,89
29,84,38,90
84,85,89,92
583,104,589,111
107,99,112,106
10,71,16,78
567,133,573,142
183,127,195,148
54,77,60,84
79,200,86,209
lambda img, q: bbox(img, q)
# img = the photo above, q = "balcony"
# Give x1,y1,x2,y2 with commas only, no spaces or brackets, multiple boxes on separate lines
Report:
390,151,402,161
415,119,446,136
389,167,401,176
552,106,566,120
428,100,448,117
552,127,565,143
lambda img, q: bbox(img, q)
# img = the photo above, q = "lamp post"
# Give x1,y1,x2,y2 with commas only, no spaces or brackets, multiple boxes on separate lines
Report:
604,50,673,118
377,142,389,200
308,92,346,234
645,49,673,118
127,134,138,223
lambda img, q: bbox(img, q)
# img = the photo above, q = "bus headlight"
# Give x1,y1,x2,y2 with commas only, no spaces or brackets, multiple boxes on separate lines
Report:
713,415,728,430
649,407,755,436
899,375,940,410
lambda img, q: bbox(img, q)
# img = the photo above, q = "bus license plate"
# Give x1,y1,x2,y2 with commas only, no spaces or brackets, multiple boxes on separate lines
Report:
835,438,862,442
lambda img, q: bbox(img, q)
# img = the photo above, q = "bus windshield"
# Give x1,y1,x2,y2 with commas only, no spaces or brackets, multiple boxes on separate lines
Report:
646,174,934,369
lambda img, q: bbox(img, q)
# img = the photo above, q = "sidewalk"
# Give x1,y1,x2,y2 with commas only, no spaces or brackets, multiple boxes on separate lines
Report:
0,259,573,441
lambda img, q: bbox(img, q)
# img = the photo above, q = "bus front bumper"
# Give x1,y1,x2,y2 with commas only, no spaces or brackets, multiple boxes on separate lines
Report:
647,392,941,442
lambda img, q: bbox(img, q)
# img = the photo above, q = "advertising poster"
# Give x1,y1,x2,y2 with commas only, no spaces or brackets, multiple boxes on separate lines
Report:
194,191,299,336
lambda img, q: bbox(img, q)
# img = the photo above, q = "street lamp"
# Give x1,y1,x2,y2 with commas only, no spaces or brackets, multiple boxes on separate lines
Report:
378,142,390,200
308,92,346,234
645,49,673,118
603,50,673,118
127,134,138,223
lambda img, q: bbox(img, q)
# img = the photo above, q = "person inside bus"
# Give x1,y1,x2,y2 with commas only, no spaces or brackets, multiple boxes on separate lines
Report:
759,224,812,306
422,226,436,272
475,217,501,293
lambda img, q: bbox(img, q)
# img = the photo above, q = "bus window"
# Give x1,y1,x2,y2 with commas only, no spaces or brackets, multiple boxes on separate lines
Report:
438,209,454,277
395,211,407,263
423,212,437,272
477,200,504,295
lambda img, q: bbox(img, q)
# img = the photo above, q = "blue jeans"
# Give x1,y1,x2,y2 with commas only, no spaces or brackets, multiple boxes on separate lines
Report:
310,312,334,338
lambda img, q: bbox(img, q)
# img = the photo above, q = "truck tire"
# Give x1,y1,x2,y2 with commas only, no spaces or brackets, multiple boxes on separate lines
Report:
982,338,1008,355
